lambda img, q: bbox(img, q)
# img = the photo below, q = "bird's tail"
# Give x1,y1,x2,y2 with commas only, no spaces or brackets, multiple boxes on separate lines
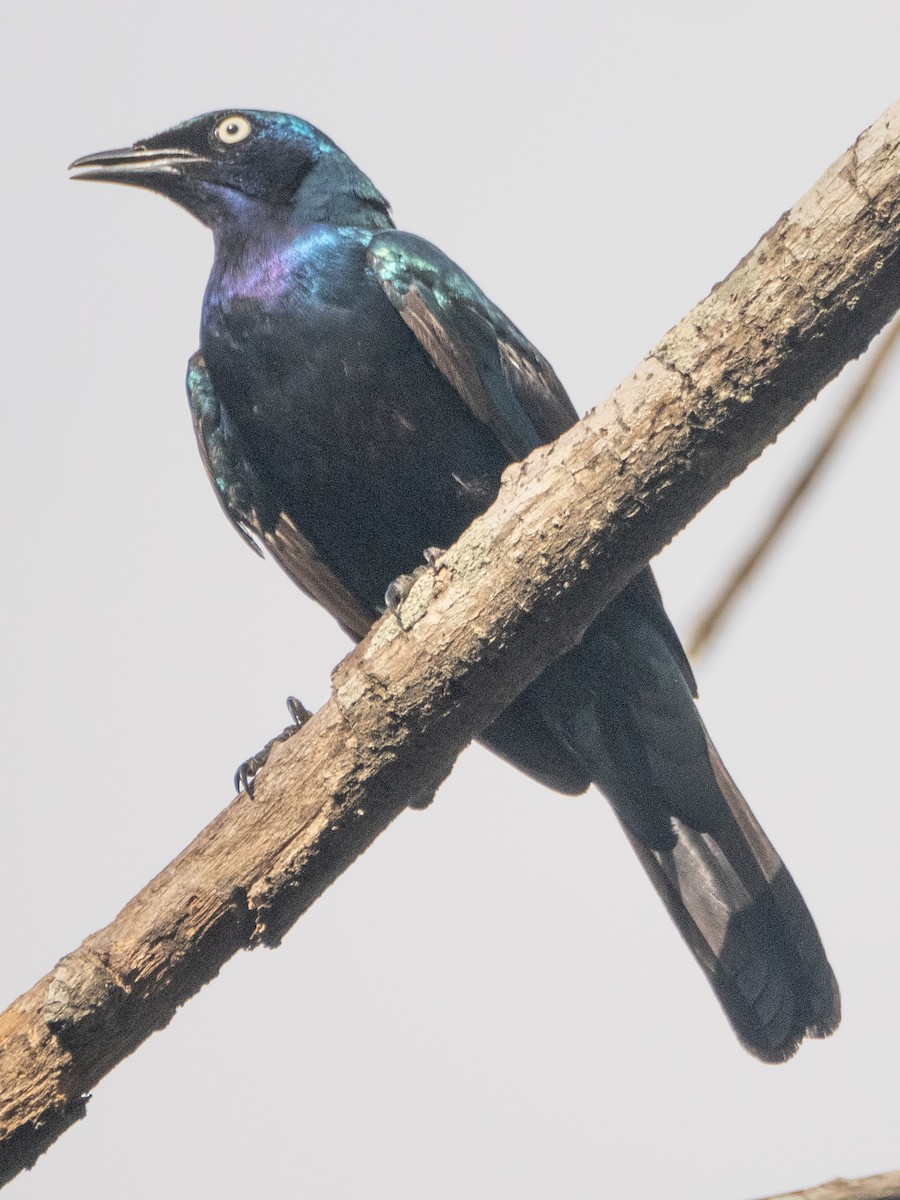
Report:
623,735,839,1061
524,575,839,1061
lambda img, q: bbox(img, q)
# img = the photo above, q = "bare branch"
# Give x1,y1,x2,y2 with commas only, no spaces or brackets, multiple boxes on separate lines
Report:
2,102,900,1186
689,313,900,657
758,1169,900,1200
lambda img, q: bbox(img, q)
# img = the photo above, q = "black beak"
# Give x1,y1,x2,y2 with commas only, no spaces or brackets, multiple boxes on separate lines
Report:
69,144,210,186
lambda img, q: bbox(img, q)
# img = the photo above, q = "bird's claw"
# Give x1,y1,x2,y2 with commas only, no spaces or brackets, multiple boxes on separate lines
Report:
234,695,313,797
385,573,416,615
384,547,446,618
285,695,311,727
235,751,270,798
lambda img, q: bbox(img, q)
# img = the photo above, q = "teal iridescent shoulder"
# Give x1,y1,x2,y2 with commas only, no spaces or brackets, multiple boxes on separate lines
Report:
185,351,232,499
186,350,216,423
366,231,496,312
185,351,264,556
367,231,577,451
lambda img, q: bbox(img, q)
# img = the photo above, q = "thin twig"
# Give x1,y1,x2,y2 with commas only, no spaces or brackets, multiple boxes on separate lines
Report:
688,315,900,658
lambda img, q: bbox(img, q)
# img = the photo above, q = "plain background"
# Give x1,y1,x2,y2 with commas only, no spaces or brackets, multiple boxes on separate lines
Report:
3,4,899,1197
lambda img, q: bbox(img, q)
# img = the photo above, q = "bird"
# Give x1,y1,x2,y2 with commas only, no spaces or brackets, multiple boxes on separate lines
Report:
70,109,839,1062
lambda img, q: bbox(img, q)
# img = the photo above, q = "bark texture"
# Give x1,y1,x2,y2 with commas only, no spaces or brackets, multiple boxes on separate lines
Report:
2,102,900,1186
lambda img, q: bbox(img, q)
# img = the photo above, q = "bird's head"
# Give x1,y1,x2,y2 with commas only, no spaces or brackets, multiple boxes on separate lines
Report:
70,110,390,229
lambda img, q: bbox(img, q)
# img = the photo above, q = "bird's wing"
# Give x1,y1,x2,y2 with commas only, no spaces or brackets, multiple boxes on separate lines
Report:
187,352,374,641
186,352,266,559
368,231,578,460
369,231,695,782
368,232,698,758
368,233,696,687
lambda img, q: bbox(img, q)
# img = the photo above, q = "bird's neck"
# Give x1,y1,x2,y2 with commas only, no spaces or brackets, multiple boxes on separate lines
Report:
290,149,393,230
206,149,393,261
205,153,393,311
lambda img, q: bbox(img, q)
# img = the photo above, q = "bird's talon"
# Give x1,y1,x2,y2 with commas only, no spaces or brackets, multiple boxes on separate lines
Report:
286,695,313,727
385,554,443,617
235,752,267,798
385,575,415,615
235,696,312,797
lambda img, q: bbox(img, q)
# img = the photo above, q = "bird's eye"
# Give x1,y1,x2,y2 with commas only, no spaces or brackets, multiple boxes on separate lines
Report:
214,115,252,145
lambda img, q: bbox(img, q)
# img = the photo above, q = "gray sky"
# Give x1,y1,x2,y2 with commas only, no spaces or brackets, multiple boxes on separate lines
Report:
3,3,899,1197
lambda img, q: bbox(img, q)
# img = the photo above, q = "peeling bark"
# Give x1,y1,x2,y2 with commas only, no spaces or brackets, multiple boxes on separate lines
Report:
2,102,900,1186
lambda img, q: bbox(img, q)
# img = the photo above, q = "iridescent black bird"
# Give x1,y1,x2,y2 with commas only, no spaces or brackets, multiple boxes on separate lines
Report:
71,110,839,1061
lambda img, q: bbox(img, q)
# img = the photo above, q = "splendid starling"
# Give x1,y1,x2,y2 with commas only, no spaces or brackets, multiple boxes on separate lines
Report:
71,110,840,1060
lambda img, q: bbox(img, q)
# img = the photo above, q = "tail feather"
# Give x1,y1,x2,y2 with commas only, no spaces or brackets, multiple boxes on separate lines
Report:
505,568,839,1060
522,571,839,1061
704,737,840,1044
624,735,839,1062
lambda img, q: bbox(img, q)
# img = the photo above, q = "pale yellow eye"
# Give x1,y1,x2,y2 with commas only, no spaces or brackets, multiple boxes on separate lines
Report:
215,115,252,145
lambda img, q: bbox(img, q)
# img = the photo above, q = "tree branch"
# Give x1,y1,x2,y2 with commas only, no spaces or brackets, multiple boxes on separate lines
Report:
759,1170,900,1200
3,102,900,1186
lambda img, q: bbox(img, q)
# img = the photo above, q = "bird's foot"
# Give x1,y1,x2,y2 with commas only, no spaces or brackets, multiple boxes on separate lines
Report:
384,547,446,618
234,695,313,797
384,573,418,616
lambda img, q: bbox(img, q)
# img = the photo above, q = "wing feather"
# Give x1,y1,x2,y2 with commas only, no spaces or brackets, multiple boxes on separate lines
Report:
187,351,375,642
368,231,572,460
